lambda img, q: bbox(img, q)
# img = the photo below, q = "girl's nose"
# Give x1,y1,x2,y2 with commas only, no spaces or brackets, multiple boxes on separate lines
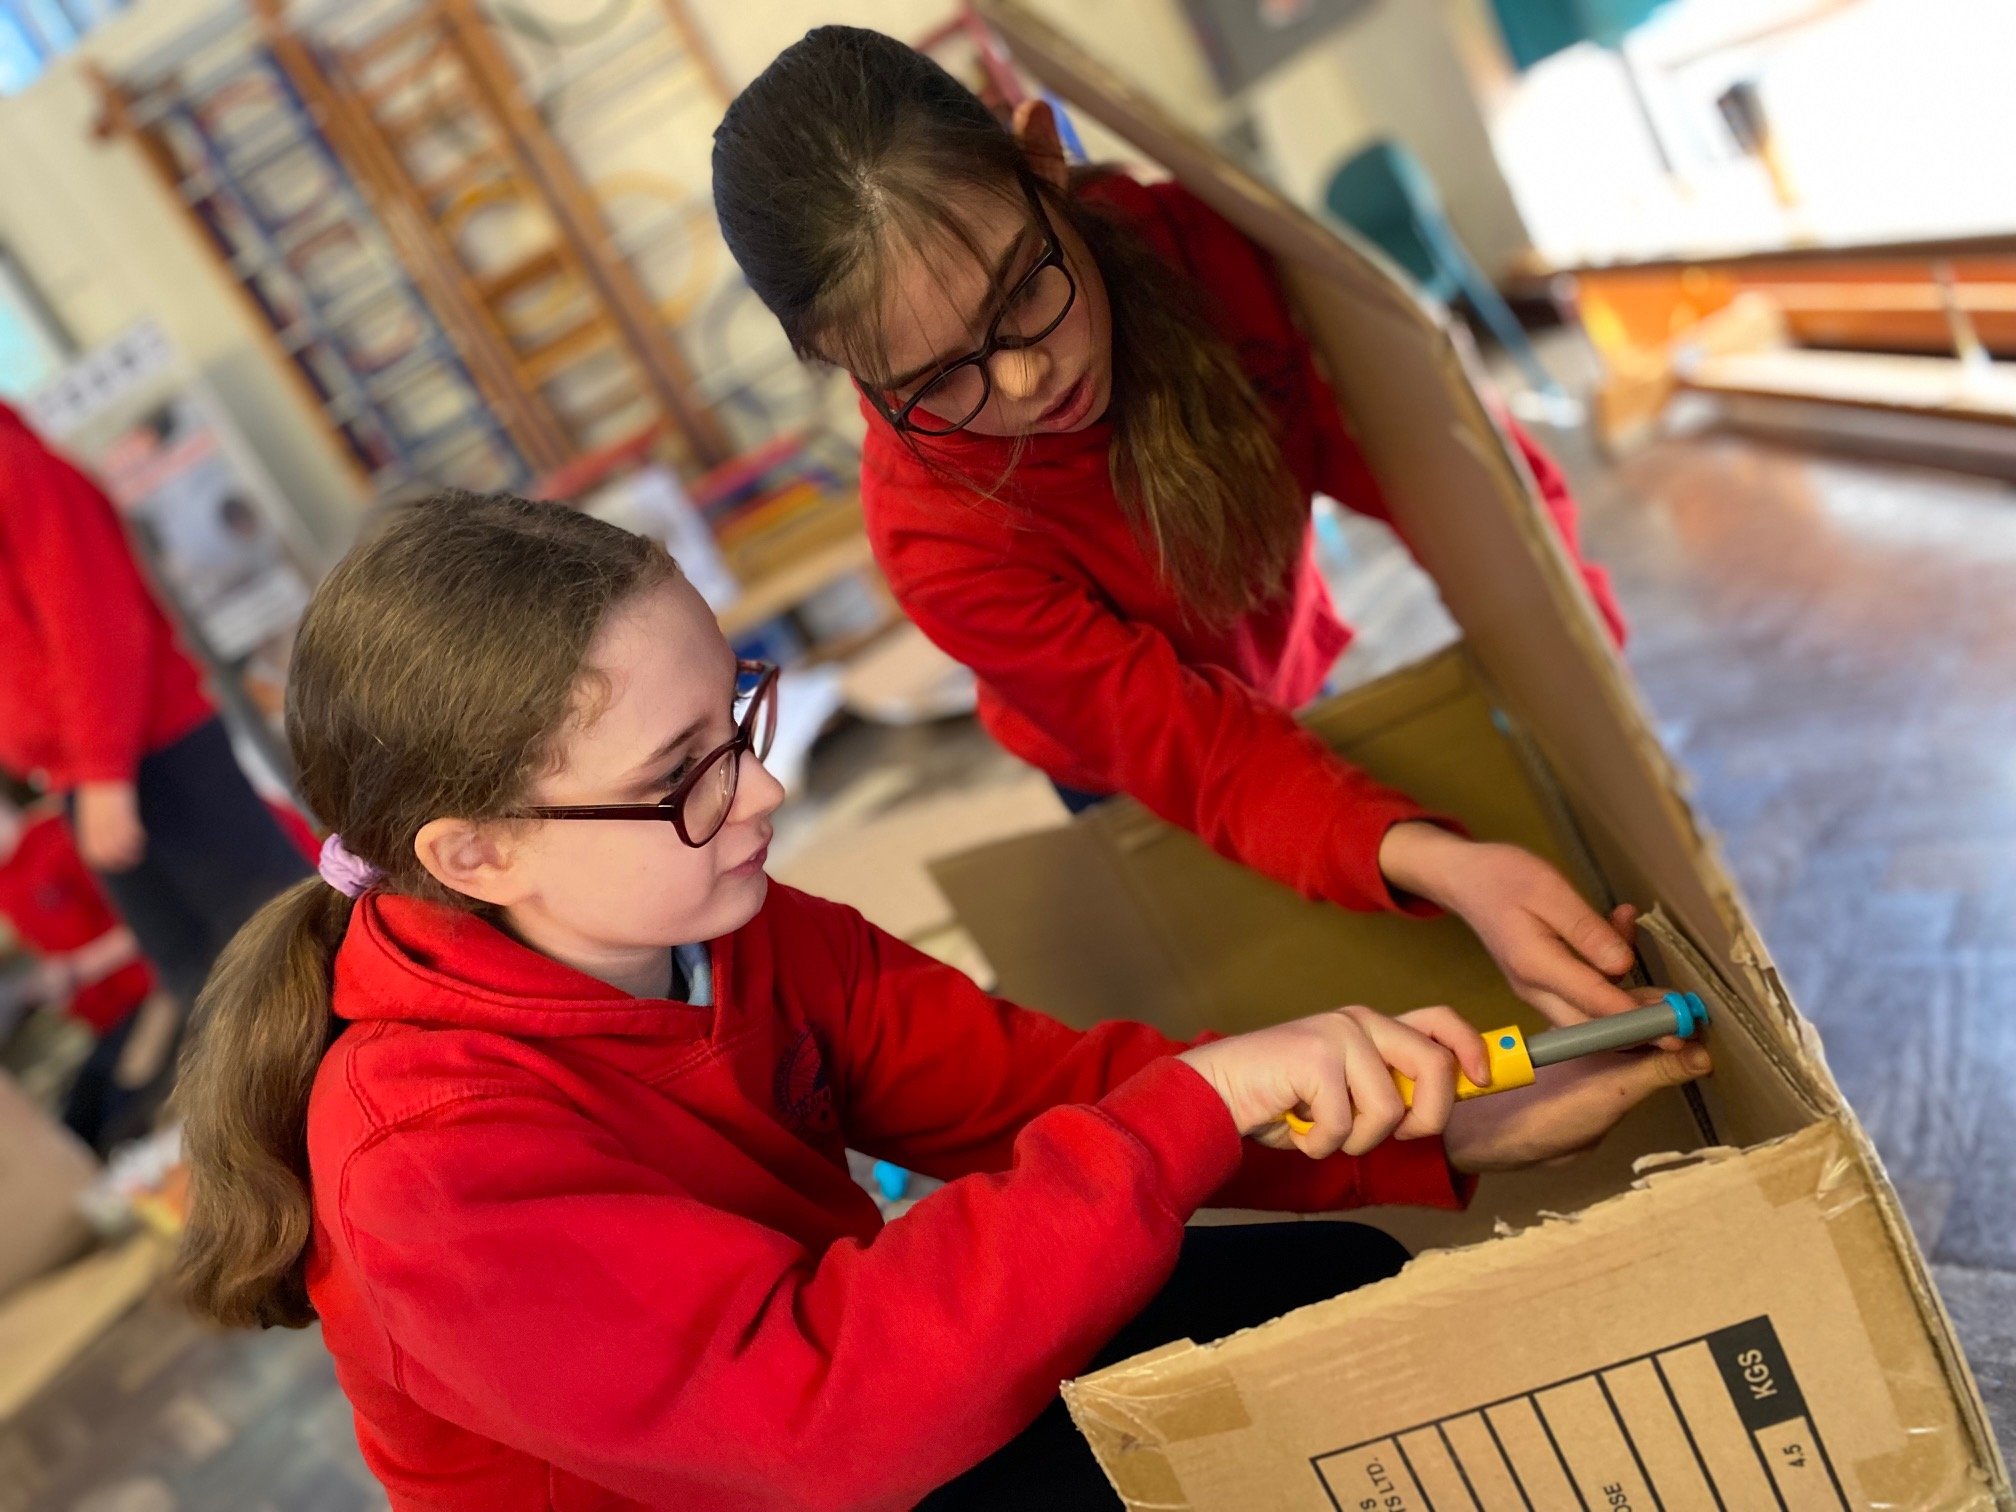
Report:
732,748,787,821
989,346,1050,403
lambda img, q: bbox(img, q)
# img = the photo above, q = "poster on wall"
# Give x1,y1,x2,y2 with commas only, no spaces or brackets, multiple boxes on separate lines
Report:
1179,0,1375,93
95,394,314,733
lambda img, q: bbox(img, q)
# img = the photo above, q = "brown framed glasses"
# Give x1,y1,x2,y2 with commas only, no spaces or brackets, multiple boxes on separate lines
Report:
527,661,779,848
865,176,1078,437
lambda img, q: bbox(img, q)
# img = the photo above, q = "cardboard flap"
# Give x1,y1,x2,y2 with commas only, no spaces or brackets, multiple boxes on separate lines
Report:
1064,1125,2002,1511
975,0,1807,1060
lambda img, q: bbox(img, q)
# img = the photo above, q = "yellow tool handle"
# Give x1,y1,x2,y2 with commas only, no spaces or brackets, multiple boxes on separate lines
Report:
1281,1025,1536,1136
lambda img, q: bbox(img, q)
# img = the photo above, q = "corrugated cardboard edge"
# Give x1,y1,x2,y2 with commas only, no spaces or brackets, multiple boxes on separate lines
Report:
1639,908,1834,1125
1064,1123,2009,1510
1063,1342,1218,1510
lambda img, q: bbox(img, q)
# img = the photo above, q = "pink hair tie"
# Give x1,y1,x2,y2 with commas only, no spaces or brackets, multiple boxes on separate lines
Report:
318,834,383,900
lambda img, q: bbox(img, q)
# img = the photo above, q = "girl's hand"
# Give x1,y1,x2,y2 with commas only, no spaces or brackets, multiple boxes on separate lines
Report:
74,780,147,873
1379,822,1643,1028
1444,1042,1712,1173
1179,1005,1490,1158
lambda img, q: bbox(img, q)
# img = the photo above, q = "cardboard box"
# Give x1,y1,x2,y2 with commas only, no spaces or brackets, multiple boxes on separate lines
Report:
931,6,2011,1506
0,1071,97,1301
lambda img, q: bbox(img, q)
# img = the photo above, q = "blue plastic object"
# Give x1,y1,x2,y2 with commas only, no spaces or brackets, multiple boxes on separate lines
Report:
1322,139,1565,400
1490,0,1671,72
871,1161,910,1203
1664,990,1709,1039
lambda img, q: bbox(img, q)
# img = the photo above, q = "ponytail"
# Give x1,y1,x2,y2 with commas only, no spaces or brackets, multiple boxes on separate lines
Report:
175,878,350,1329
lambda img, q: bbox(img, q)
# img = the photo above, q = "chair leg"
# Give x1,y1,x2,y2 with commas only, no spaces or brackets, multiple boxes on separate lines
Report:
1450,247,1565,399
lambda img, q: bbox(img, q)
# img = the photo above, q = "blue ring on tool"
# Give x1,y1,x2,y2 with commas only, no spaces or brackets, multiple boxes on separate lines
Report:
1663,991,1708,1038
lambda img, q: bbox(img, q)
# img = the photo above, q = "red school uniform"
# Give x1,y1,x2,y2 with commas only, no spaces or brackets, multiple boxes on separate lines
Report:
861,175,1626,915
306,883,1466,1511
0,811,154,1034
0,404,214,792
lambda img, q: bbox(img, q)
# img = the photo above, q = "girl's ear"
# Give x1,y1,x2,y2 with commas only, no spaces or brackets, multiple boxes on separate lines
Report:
1012,98,1069,190
414,817,530,908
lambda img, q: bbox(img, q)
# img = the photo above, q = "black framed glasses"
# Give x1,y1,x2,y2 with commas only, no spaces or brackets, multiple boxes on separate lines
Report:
527,661,779,848
866,177,1078,437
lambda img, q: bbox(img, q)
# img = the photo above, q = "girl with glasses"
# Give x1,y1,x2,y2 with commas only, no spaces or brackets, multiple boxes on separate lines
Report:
170,494,1703,1508
714,27,1647,1044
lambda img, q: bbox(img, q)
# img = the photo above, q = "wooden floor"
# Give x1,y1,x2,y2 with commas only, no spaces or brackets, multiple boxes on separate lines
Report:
2,430,2011,1507
1579,434,2016,1463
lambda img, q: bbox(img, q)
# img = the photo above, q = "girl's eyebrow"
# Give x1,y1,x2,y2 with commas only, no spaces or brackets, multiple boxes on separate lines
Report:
874,226,1038,391
617,668,740,789
620,718,709,789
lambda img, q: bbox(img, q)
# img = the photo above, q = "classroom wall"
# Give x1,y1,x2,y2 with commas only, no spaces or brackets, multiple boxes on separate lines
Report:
0,0,1524,551
0,0,1216,542
1245,0,1532,278
701,0,1221,120
0,0,370,548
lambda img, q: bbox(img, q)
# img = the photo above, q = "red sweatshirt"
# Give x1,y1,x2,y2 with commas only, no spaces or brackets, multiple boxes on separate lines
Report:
861,176,1625,914
0,811,152,1034
307,884,1465,1510
0,404,213,790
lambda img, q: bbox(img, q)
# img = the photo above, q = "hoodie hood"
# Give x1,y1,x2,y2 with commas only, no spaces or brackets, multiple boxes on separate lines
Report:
334,892,711,1041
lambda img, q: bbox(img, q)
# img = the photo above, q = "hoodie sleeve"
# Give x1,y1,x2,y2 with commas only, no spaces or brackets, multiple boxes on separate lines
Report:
786,888,1467,1215
337,1059,1240,1512
0,423,160,784
871,500,1437,915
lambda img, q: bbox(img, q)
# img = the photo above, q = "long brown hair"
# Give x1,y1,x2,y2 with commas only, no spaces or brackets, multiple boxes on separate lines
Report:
711,25,1305,623
175,491,676,1329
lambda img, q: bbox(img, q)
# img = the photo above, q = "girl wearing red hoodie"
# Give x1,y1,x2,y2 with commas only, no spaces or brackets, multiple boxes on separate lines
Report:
712,28,1646,1036
0,403,311,1021
175,493,1705,1510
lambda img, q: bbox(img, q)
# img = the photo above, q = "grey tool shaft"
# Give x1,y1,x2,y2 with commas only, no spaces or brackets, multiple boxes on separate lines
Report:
1527,1000,1683,1067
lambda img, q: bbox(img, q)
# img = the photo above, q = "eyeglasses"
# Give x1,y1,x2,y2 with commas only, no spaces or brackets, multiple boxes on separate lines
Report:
527,661,779,848
866,177,1079,437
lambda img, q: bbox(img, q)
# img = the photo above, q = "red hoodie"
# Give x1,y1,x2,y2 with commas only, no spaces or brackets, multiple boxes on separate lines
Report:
307,884,1465,1510
0,404,213,790
861,176,1625,915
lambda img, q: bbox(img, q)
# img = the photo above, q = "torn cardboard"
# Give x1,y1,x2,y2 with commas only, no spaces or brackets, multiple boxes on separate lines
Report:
935,5,2010,1505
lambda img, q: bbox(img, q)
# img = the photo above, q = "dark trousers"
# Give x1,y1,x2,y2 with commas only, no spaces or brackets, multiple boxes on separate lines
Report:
1051,782,1111,817
75,717,311,1012
66,718,310,1147
919,1221,1409,1509
59,1006,143,1151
